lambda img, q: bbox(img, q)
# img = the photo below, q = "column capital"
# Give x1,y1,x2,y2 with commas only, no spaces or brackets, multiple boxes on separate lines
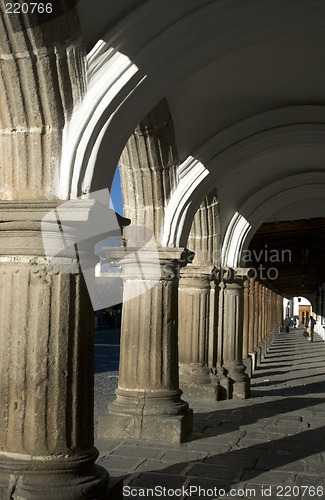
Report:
217,267,254,285
180,264,217,279
0,199,128,259
115,247,193,281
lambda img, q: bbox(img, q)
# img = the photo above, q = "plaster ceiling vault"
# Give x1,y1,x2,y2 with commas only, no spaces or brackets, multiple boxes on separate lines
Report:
72,0,325,298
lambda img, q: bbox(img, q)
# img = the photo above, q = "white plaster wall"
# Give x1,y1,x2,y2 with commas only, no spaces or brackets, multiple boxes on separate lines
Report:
293,297,311,316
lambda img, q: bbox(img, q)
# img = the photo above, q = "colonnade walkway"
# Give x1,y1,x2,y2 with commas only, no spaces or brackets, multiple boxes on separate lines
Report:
96,329,325,499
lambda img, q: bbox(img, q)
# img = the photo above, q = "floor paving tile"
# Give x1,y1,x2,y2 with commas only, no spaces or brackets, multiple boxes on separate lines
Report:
94,330,325,498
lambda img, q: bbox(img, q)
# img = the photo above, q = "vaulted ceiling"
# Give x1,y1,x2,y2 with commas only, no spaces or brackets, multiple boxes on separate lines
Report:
75,0,325,291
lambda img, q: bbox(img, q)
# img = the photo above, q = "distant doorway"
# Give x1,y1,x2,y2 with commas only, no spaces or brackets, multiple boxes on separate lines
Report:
299,305,311,328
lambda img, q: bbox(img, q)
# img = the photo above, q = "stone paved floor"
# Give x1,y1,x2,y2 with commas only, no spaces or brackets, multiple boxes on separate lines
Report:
95,329,325,499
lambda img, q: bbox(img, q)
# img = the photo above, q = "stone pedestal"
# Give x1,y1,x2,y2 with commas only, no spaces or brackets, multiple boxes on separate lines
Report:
99,249,193,443
178,266,219,400
0,203,109,500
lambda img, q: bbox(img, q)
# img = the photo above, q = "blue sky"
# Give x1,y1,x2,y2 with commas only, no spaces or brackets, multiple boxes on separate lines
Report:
109,166,123,215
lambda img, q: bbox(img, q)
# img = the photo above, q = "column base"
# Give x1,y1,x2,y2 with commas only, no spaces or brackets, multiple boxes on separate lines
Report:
242,356,253,379
0,448,109,500
232,379,250,399
99,389,193,443
216,367,231,399
223,361,250,399
179,363,212,385
179,364,220,401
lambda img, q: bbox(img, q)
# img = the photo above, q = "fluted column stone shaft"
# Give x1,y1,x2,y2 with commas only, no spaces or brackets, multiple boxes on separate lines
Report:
253,280,260,350
242,279,255,377
264,288,269,337
242,280,249,359
178,266,219,399
99,249,193,443
268,289,272,334
216,280,231,398
262,286,267,341
271,291,277,333
187,189,220,267
258,283,263,343
218,271,250,399
208,279,219,370
181,190,221,398
263,287,268,354
270,291,274,333
248,279,255,354
0,203,108,500
254,282,264,367
119,98,178,244
0,1,86,200
265,288,273,350
278,296,283,328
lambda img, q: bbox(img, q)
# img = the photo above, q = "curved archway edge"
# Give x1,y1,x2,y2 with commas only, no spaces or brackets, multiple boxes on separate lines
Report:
162,116,325,248
62,0,325,199
222,177,325,268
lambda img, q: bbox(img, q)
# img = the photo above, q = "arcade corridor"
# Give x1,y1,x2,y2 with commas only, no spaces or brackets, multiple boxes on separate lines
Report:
2,2,325,497
96,328,325,498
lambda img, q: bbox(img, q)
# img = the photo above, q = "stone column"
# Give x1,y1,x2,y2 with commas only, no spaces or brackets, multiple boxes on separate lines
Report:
267,290,273,345
242,280,252,377
270,291,278,343
255,282,264,366
252,280,260,368
264,288,269,353
178,266,219,399
258,284,263,344
219,270,250,399
247,278,256,375
208,279,219,370
119,98,178,240
268,290,274,348
0,1,87,201
0,203,109,499
216,281,229,398
99,249,193,443
279,294,284,330
260,285,268,360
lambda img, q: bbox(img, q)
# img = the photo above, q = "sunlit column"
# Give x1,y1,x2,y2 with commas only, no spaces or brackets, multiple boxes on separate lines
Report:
242,279,252,377
178,266,219,399
0,203,109,499
220,270,250,399
99,249,193,443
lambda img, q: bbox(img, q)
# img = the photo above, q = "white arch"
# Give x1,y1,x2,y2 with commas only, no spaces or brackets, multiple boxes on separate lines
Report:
162,110,325,247
60,1,325,199
222,174,325,267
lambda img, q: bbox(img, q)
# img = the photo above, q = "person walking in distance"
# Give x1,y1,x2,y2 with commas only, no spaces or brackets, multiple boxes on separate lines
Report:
308,315,316,342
